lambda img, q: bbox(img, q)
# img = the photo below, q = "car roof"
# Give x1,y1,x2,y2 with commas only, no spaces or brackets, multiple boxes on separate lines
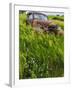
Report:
26,11,47,17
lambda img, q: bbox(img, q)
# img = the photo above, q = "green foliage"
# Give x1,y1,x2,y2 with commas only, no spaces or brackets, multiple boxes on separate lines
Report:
48,15,64,21
48,15,64,29
19,13,64,79
52,20,64,29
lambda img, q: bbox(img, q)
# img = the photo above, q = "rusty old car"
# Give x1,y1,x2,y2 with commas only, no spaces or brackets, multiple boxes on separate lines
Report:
26,11,63,35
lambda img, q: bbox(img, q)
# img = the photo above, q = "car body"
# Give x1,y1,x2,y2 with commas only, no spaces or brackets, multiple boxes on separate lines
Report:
26,11,59,34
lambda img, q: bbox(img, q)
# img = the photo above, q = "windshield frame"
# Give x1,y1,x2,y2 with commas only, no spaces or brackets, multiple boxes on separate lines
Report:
34,13,48,21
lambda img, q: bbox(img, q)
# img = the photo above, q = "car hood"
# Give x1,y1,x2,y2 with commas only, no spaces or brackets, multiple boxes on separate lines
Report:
36,20,52,26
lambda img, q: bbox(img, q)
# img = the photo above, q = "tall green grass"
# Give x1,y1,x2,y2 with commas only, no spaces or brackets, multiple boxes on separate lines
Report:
19,12,64,79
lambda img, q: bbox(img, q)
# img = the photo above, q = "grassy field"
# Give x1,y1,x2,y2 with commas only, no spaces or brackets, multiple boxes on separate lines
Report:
19,12,64,79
